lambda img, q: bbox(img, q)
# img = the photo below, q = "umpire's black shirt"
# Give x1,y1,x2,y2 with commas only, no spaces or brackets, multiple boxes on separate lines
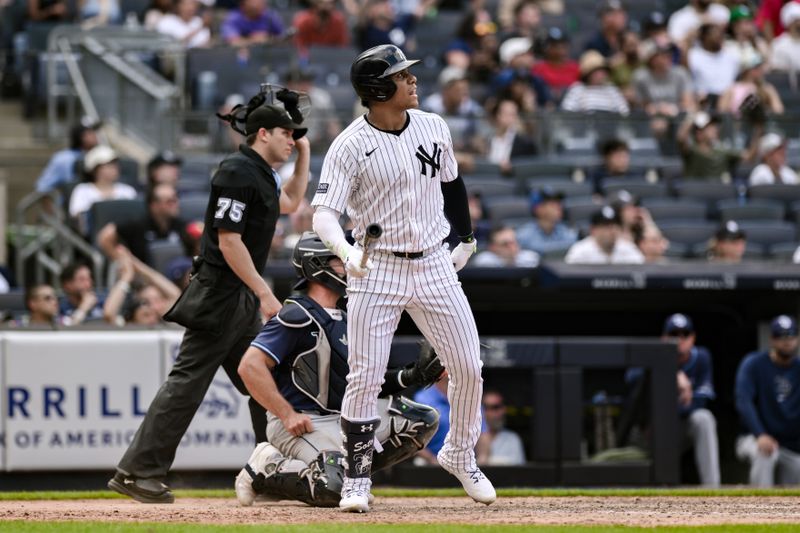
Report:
199,144,280,275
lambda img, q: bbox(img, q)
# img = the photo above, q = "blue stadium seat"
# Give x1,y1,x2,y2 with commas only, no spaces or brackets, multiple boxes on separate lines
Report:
738,221,797,248
642,198,707,222
179,193,210,222
659,220,718,258
603,179,669,200
716,198,786,222
527,178,593,198
464,178,517,197
484,196,531,222
89,198,146,245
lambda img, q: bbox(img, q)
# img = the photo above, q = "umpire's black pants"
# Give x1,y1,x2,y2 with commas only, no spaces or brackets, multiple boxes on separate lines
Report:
117,285,264,480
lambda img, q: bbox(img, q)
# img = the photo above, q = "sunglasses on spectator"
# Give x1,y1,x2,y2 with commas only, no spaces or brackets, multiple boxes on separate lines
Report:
37,294,57,301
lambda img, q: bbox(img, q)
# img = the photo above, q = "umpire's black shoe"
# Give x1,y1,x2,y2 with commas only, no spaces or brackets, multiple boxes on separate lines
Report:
108,472,175,504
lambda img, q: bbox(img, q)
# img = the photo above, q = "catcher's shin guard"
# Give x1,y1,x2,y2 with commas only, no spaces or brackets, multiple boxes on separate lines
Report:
373,395,439,471
250,451,345,507
341,417,380,479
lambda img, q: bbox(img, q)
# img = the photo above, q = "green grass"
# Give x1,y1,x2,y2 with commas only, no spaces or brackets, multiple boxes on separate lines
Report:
0,523,799,533
2,487,800,501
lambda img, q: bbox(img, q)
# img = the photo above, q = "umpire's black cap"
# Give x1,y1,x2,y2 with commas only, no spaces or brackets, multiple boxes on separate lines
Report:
245,104,308,140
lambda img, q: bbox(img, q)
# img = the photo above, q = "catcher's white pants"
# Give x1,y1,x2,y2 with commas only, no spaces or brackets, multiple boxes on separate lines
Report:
341,244,483,471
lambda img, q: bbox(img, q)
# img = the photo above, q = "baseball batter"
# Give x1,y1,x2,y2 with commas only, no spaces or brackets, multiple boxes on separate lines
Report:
311,44,496,512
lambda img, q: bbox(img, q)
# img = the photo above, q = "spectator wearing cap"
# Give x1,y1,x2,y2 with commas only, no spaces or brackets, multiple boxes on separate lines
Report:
633,39,696,131
98,183,194,269
667,0,730,49
641,11,681,65
292,0,349,54
36,117,101,194
583,0,628,58
471,224,539,267
749,133,799,186
561,51,630,115
147,151,183,188
221,0,284,46
284,67,341,145
770,3,800,72
663,313,720,486
68,145,137,237
735,314,800,487
717,54,784,118
483,99,538,174
155,0,210,49
422,66,483,155
610,189,653,244
677,111,757,180
725,5,770,69
491,37,552,110
589,139,640,195
531,27,580,100
688,23,741,107
564,206,644,264
634,222,669,264
708,220,747,263
516,186,577,256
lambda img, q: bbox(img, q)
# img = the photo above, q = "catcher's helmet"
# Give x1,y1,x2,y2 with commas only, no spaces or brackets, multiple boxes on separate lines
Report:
350,45,420,104
292,231,347,296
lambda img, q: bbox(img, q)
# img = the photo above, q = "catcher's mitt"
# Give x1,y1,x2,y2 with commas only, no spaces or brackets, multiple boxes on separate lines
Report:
400,340,446,388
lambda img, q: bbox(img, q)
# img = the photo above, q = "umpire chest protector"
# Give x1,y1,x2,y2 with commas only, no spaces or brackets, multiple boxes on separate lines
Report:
277,296,350,412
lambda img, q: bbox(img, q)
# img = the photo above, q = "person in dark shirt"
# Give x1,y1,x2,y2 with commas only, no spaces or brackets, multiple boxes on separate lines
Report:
735,314,800,486
109,100,311,504
663,313,720,487
583,0,627,58
234,232,441,507
58,261,106,325
98,184,194,269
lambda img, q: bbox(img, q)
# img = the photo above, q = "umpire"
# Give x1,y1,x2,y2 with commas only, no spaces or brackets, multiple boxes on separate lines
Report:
109,102,310,504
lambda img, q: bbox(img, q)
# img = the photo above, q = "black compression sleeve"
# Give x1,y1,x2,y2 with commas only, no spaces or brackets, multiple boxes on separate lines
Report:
441,176,474,242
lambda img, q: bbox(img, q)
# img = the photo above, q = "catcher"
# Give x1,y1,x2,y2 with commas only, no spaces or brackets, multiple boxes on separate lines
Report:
234,231,444,507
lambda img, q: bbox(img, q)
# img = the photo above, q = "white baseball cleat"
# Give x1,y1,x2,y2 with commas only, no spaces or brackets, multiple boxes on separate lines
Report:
234,468,257,506
339,487,371,513
439,462,496,505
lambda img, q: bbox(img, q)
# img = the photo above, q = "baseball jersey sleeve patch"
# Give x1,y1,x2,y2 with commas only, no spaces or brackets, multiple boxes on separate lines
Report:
316,183,329,194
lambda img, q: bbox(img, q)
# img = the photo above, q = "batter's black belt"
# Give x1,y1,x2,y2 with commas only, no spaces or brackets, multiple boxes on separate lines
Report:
392,251,425,259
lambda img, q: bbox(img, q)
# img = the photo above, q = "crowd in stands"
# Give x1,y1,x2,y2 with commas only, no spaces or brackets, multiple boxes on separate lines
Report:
3,0,800,484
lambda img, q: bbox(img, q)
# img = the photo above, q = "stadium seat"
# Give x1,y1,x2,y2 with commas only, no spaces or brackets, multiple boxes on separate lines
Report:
738,221,797,248
89,198,146,245
642,198,707,222
603,179,669,200
117,157,141,190
770,241,799,262
179,194,210,222
513,160,578,178
563,195,604,224
464,178,517,197
484,196,531,222
527,178,593,198
748,184,800,208
659,220,718,258
148,240,189,277
673,182,739,217
716,198,786,222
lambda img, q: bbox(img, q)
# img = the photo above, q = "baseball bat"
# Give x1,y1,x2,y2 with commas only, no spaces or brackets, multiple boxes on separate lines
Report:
360,223,383,268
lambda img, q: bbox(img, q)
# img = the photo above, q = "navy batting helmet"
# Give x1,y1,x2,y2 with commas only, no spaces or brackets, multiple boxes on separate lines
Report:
350,45,420,104
292,231,347,296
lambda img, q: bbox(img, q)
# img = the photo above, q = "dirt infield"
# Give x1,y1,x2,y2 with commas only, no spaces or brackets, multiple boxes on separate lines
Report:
2,496,800,526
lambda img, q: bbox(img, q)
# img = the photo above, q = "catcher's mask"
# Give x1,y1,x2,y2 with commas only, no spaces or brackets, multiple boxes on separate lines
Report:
217,83,312,140
292,231,347,296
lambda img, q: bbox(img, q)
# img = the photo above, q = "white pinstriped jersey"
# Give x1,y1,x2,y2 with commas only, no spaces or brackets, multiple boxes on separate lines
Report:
311,109,458,253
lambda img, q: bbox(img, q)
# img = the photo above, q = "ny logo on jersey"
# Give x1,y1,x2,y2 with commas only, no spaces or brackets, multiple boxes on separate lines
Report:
415,143,441,178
